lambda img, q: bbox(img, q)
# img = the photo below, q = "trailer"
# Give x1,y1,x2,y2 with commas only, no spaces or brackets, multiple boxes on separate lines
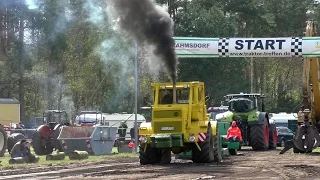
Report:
0,98,20,126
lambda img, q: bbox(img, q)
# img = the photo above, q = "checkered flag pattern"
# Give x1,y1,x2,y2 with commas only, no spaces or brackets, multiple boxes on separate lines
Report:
218,38,230,57
291,37,302,57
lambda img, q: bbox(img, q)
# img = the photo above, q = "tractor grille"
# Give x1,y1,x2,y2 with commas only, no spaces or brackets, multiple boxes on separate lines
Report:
153,121,182,133
238,115,248,122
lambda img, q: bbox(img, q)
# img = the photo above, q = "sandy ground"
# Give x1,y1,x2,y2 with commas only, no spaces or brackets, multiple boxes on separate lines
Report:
2,148,320,180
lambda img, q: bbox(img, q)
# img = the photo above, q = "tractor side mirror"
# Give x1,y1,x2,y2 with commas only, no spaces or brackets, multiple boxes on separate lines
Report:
143,97,148,106
143,96,152,106
205,96,211,102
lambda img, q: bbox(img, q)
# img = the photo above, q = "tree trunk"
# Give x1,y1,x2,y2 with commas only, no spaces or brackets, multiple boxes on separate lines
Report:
18,14,25,123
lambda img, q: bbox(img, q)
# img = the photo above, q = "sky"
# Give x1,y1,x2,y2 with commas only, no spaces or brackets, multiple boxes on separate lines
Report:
25,0,38,10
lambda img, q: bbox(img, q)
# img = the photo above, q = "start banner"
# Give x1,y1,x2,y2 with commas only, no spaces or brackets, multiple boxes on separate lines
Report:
174,37,320,58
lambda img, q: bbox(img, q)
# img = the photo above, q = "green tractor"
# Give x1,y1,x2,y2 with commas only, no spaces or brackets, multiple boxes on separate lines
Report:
216,93,277,151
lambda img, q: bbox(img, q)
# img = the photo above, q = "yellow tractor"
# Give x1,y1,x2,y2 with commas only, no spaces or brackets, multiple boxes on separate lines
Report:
138,81,222,164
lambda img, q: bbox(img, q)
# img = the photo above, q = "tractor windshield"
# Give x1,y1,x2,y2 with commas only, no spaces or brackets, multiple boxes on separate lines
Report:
44,111,68,124
229,98,256,112
158,89,189,104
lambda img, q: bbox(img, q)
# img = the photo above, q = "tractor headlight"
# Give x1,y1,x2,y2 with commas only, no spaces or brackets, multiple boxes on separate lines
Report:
139,136,148,143
183,84,189,89
161,85,166,89
189,135,196,142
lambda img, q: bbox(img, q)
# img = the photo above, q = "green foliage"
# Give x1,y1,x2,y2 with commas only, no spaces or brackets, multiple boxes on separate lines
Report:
0,0,317,122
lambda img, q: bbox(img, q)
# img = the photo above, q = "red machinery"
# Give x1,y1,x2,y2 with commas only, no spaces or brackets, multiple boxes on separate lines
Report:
32,110,70,155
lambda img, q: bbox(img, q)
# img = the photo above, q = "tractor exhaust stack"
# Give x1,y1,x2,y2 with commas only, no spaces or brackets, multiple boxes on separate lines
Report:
173,81,176,104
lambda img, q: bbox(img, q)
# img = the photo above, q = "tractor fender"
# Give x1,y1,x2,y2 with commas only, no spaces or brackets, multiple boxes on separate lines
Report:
256,112,269,125
53,124,62,131
37,125,53,137
36,124,45,132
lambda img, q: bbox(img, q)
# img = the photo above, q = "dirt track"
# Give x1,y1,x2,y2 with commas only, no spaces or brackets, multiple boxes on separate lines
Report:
2,148,320,180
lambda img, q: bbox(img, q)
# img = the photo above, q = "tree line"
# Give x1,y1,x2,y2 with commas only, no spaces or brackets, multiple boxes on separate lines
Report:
0,0,318,122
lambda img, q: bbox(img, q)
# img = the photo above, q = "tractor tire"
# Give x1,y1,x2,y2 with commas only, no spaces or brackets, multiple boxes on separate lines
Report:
53,126,63,152
7,133,25,153
192,126,214,163
268,124,277,149
213,128,222,162
250,118,269,151
279,139,285,147
0,126,7,157
46,143,54,154
32,131,48,155
160,149,171,164
293,143,306,153
139,144,159,165
228,149,237,155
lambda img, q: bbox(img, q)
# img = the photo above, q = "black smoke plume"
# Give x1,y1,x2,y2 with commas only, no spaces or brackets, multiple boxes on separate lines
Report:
108,0,177,83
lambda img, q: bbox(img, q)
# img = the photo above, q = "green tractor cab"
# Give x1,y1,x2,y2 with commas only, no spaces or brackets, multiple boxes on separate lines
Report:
217,93,277,151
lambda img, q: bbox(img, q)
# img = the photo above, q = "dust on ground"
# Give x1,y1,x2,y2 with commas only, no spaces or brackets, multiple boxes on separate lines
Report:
2,148,320,180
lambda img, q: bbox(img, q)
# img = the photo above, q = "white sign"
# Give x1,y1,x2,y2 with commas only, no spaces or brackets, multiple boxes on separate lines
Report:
160,127,174,131
174,37,219,58
174,37,320,58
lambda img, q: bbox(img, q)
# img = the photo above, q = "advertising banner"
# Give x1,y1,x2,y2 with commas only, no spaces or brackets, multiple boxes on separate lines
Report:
174,37,320,58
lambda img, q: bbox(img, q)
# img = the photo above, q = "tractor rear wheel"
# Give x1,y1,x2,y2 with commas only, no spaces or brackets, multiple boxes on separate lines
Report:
7,133,25,153
139,144,158,165
0,126,7,157
160,149,171,164
250,118,269,151
32,131,48,155
213,127,222,162
192,126,214,163
293,143,306,153
268,124,277,149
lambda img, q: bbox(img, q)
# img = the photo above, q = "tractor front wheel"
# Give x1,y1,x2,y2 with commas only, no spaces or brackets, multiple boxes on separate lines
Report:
0,126,7,157
228,149,237,155
160,149,171,164
192,126,214,163
139,144,158,165
32,131,53,155
32,131,47,155
250,118,269,151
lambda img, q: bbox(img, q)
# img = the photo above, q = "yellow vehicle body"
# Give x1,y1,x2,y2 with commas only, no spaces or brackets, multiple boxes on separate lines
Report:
293,21,320,152
139,81,221,164
0,98,20,126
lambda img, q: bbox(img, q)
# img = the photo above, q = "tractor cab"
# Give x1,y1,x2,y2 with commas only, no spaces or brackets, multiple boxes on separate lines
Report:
225,93,265,114
43,110,69,130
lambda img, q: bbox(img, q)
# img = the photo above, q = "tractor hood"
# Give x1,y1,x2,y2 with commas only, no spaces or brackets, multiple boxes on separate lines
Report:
215,111,233,121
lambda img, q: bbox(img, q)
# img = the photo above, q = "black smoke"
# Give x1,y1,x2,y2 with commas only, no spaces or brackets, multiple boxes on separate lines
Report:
108,0,177,83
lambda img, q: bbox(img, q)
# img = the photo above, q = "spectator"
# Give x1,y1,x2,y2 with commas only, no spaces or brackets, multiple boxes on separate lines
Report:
10,139,36,162
226,121,243,142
